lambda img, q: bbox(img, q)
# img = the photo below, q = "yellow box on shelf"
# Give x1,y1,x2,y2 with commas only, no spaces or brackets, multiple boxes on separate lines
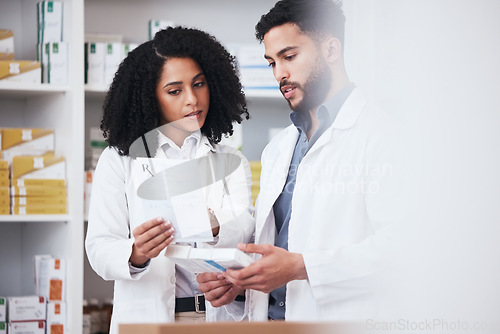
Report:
0,159,8,170
11,153,64,180
10,185,66,197
0,187,8,198
12,196,66,206
0,206,9,215
1,128,55,163
0,29,14,60
12,204,67,215
0,60,41,84
12,178,65,188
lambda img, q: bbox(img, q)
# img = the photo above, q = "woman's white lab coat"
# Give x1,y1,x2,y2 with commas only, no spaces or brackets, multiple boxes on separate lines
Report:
85,136,254,334
247,88,407,321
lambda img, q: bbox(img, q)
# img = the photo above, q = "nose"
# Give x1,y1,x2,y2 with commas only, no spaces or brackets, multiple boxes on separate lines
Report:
185,87,198,106
273,63,289,83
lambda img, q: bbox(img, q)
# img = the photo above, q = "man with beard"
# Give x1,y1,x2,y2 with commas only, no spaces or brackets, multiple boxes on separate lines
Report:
197,0,406,322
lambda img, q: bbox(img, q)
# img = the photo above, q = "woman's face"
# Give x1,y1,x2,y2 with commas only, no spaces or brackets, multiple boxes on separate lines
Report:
156,57,210,135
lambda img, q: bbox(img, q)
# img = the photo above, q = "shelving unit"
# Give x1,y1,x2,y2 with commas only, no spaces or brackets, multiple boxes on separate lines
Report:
0,0,84,333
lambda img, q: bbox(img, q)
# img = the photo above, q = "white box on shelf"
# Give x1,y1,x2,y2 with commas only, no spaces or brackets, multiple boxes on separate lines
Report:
35,256,66,301
7,296,46,322
8,321,45,334
0,297,5,321
41,42,68,84
104,42,123,86
0,30,14,60
37,1,63,43
46,301,65,334
85,42,105,85
148,20,174,40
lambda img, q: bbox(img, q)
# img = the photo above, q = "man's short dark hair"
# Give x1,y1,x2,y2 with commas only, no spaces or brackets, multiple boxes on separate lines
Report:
255,0,346,45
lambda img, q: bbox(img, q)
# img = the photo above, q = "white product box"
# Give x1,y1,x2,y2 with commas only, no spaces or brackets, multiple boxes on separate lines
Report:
104,42,123,86
0,297,5,321
7,296,46,322
123,43,138,57
37,1,63,43
41,42,68,84
46,301,65,334
0,30,14,60
85,42,105,85
35,256,66,301
0,321,5,334
148,20,174,40
164,244,255,273
84,170,93,220
8,321,45,334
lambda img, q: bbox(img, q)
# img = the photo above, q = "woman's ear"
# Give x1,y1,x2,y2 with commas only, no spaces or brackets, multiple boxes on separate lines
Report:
323,37,342,63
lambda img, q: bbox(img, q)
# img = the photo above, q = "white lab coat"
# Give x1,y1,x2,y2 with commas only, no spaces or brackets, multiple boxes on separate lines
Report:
85,135,255,334
247,88,407,321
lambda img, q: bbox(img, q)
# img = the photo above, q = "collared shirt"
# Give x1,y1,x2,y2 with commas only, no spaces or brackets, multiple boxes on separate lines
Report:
268,83,356,320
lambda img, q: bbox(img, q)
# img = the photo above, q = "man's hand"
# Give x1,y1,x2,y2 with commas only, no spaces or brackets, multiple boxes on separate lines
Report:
196,272,244,307
129,217,175,267
225,243,308,293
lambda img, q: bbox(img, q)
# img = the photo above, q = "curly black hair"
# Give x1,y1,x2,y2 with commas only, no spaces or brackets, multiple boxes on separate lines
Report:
101,26,249,156
255,0,345,46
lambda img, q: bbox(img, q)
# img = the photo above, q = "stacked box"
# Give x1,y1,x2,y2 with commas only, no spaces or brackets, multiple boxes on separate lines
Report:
46,301,65,334
88,127,106,169
34,256,66,302
84,170,93,220
0,128,55,164
0,30,14,60
7,296,46,322
84,42,105,85
0,60,41,84
249,161,261,205
0,297,5,333
41,41,68,84
0,161,8,214
104,42,123,86
37,1,63,43
11,153,67,215
8,321,45,334
148,20,174,40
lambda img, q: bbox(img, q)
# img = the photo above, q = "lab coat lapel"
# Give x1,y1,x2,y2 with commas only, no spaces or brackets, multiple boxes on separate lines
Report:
306,88,367,157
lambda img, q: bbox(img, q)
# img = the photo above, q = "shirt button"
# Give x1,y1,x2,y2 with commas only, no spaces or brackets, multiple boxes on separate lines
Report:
170,276,176,285
303,137,307,142
279,302,285,307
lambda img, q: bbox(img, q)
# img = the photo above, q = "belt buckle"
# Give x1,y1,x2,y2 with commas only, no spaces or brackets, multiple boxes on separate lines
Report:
194,294,205,314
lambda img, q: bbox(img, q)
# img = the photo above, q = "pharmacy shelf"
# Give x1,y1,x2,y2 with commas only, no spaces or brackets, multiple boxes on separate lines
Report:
0,214,71,222
0,83,68,98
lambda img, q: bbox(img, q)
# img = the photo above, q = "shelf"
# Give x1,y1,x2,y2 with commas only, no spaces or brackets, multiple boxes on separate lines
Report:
0,82,68,98
0,214,71,223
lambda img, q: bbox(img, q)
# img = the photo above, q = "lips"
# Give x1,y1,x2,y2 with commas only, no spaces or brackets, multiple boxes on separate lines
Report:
184,110,202,119
280,83,297,100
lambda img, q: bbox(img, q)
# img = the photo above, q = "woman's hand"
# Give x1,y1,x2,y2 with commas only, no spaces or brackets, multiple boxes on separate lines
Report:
129,217,175,267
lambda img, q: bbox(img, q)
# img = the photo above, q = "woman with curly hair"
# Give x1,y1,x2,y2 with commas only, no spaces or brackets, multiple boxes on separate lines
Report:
85,27,254,332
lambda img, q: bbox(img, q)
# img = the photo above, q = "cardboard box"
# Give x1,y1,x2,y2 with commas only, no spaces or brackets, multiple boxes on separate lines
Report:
12,178,66,188
119,322,358,334
7,296,46,322
0,297,5,321
0,60,41,84
85,42,105,85
46,301,65,334
12,196,66,206
11,153,65,180
37,1,63,43
0,160,8,170
9,321,45,334
164,244,255,273
35,257,65,301
0,30,14,60
0,128,54,163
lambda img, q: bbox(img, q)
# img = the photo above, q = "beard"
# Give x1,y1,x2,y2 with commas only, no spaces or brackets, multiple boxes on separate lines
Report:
283,56,332,114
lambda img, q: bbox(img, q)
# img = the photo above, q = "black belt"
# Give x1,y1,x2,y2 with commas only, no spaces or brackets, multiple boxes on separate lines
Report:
175,294,206,313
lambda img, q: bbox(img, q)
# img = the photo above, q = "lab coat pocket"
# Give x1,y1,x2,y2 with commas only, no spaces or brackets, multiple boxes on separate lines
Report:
113,298,156,323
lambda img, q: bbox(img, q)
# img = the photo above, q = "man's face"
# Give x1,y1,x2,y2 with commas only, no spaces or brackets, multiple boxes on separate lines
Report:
263,23,331,113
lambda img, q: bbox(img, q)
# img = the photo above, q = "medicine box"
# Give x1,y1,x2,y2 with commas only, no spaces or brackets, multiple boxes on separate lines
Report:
0,128,54,164
0,297,5,321
41,42,68,84
7,296,46,322
35,257,66,301
46,301,65,334
37,1,63,43
85,42,105,85
148,20,174,40
8,321,45,334
164,244,255,273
